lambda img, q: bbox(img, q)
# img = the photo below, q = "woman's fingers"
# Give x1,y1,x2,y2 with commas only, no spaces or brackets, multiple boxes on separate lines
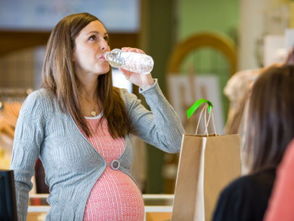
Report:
121,47,145,54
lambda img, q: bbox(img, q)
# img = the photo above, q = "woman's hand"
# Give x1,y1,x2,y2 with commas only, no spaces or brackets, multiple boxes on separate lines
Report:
119,47,155,90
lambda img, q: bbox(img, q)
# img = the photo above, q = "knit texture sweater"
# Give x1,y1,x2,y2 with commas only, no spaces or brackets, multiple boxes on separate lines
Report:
10,81,184,221
83,116,144,221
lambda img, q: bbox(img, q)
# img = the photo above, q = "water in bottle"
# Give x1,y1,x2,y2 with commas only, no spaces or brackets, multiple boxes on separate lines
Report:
104,49,154,74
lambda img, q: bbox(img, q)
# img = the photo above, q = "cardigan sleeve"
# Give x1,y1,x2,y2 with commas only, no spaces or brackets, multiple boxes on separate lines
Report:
10,90,48,221
121,80,184,153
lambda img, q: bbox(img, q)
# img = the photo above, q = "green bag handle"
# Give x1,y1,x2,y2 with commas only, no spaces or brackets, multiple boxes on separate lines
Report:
186,98,213,119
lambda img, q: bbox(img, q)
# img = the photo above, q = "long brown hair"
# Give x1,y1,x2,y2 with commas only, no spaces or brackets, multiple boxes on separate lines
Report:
42,12,131,138
245,65,294,173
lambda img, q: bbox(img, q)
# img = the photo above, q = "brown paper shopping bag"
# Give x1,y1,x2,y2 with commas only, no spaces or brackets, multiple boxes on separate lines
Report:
171,99,241,221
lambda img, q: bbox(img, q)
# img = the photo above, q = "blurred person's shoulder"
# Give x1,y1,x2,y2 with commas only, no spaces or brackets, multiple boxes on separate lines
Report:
220,168,276,201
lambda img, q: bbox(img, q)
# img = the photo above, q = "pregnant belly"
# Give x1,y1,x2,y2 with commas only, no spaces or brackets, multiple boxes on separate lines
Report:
83,168,144,221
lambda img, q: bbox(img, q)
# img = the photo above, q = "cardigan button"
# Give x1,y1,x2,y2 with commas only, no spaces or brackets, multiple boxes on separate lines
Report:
110,160,120,170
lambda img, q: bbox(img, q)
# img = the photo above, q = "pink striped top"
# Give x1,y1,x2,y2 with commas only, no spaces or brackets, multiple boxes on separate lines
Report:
83,115,144,221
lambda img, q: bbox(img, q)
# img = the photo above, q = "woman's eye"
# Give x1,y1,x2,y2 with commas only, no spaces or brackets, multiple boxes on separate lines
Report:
104,35,109,42
88,35,97,41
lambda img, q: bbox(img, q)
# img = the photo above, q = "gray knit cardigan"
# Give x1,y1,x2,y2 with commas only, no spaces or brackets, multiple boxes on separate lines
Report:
11,81,184,221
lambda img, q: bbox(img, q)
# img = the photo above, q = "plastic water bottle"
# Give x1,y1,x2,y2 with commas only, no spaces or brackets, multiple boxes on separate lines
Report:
104,49,154,74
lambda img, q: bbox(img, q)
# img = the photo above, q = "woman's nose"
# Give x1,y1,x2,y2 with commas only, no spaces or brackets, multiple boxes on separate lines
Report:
100,40,109,51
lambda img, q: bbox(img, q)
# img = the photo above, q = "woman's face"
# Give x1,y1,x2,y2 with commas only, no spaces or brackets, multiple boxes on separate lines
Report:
73,20,110,76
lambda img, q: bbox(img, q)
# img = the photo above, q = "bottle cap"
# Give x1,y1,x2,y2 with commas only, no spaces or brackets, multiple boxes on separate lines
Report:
104,49,124,68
